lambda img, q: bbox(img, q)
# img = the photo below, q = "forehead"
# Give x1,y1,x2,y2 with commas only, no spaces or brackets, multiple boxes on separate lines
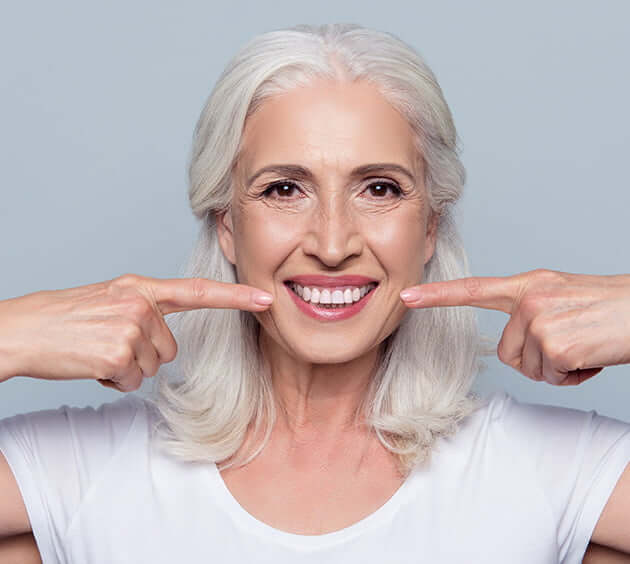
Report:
237,79,419,181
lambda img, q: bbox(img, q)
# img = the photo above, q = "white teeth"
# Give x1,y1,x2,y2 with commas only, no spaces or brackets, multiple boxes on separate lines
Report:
289,281,377,307
332,290,344,304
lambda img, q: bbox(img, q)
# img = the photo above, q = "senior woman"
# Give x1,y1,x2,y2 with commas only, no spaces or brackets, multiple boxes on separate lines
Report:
1,22,630,563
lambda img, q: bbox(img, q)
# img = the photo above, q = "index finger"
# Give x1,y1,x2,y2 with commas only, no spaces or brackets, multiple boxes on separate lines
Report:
400,275,524,314
142,277,273,315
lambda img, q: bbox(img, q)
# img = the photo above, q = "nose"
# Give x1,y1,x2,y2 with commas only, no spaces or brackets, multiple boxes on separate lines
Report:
301,192,363,267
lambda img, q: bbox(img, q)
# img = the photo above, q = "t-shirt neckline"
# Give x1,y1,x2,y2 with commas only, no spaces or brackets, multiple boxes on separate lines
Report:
208,460,420,550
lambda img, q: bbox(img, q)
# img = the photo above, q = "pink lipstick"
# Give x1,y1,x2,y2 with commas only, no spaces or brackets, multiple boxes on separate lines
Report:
283,279,378,322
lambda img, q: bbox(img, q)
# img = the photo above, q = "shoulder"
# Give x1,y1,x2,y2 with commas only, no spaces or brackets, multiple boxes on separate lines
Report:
464,388,624,429
456,390,630,489
0,393,154,470
450,390,630,462
477,390,630,440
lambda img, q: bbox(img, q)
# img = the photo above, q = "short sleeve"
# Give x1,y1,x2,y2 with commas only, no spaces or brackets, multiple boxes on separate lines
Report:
0,394,146,563
494,392,630,564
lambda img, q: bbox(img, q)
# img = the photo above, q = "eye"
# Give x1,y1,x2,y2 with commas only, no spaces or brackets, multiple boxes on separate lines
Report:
260,180,303,199
259,179,403,200
363,180,403,199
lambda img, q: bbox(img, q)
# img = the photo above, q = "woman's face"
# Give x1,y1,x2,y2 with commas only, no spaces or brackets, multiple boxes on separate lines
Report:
217,78,437,364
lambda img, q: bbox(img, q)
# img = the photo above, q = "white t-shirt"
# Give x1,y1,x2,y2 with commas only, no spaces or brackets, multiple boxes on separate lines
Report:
1,390,629,563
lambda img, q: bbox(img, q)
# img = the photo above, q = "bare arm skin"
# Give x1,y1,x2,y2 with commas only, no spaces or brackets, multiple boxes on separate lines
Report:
0,274,273,542
404,269,630,552
584,542,630,563
0,533,42,564
0,452,30,538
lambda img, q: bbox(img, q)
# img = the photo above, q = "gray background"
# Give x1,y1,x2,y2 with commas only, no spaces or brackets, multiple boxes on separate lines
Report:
1,0,628,420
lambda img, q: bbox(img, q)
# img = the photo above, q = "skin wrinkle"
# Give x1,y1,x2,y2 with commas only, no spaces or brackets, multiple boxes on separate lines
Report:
216,78,437,454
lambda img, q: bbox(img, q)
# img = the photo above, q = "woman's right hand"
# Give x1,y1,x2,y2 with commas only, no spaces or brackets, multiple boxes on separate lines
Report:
0,273,273,392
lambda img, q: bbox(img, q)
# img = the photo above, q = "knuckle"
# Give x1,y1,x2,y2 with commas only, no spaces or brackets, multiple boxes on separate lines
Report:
562,342,582,370
519,293,543,319
121,322,143,343
116,273,142,285
109,273,140,292
528,316,548,341
542,339,567,365
126,297,153,319
190,277,209,301
533,268,565,285
111,344,135,368
463,277,483,298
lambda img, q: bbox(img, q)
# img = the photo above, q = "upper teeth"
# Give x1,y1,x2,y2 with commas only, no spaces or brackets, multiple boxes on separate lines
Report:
289,282,377,304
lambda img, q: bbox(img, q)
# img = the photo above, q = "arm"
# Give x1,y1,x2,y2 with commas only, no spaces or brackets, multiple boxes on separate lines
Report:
0,532,42,564
584,541,630,563
590,462,630,553
402,269,630,552
0,451,30,538
0,297,26,383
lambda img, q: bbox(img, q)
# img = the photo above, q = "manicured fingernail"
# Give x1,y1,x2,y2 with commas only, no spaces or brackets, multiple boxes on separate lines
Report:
254,292,273,305
400,288,422,302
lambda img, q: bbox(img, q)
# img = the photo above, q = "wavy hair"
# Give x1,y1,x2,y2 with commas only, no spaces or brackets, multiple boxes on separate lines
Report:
144,23,493,477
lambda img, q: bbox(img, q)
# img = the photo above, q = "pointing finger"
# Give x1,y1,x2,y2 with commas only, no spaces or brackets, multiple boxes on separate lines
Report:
400,275,524,314
140,277,274,315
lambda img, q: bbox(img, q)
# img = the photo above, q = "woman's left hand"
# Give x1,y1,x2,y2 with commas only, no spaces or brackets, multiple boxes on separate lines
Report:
399,269,630,386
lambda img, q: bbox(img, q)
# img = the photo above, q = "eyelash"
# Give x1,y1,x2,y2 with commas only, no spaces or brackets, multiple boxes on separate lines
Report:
260,179,403,200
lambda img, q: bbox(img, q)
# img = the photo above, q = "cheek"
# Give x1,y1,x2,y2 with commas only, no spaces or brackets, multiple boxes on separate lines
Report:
365,215,426,276
234,209,302,281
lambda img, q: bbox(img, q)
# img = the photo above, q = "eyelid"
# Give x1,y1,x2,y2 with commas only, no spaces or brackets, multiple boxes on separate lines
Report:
259,179,306,198
261,176,402,191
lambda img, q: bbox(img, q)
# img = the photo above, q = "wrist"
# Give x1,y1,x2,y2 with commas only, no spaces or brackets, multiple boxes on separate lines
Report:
0,297,27,382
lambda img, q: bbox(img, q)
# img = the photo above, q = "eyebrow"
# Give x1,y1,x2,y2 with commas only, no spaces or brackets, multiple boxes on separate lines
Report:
246,162,416,187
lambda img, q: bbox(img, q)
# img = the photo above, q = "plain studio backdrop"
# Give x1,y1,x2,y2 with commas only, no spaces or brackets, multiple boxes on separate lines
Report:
0,0,628,421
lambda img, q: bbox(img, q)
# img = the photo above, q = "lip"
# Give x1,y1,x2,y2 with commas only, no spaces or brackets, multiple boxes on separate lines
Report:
285,274,378,288
284,280,378,322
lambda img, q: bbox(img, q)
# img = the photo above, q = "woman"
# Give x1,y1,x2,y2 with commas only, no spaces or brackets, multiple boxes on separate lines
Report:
1,22,629,563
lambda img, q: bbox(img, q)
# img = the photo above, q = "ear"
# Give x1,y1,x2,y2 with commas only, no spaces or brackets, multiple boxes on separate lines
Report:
215,208,236,265
424,211,439,265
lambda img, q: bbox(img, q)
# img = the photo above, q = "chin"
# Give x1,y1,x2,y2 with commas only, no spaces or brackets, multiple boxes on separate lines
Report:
285,336,380,365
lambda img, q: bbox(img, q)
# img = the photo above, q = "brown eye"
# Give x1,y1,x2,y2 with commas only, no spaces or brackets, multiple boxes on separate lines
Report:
365,181,402,198
262,181,302,198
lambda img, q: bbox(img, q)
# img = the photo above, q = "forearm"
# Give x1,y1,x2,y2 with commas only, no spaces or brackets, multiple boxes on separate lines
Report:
0,298,24,383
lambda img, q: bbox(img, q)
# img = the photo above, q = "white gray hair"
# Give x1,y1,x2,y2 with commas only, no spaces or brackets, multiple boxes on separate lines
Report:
145,23,492,477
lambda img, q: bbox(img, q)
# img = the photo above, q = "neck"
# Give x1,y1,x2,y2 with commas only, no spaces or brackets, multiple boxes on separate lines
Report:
258,330,382,440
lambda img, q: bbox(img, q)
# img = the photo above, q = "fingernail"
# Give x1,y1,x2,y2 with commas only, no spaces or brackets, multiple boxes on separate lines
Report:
254,292,273,305
400,288,422,302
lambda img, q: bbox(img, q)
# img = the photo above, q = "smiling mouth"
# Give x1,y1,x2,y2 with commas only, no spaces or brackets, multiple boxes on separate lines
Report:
284,280,379,309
